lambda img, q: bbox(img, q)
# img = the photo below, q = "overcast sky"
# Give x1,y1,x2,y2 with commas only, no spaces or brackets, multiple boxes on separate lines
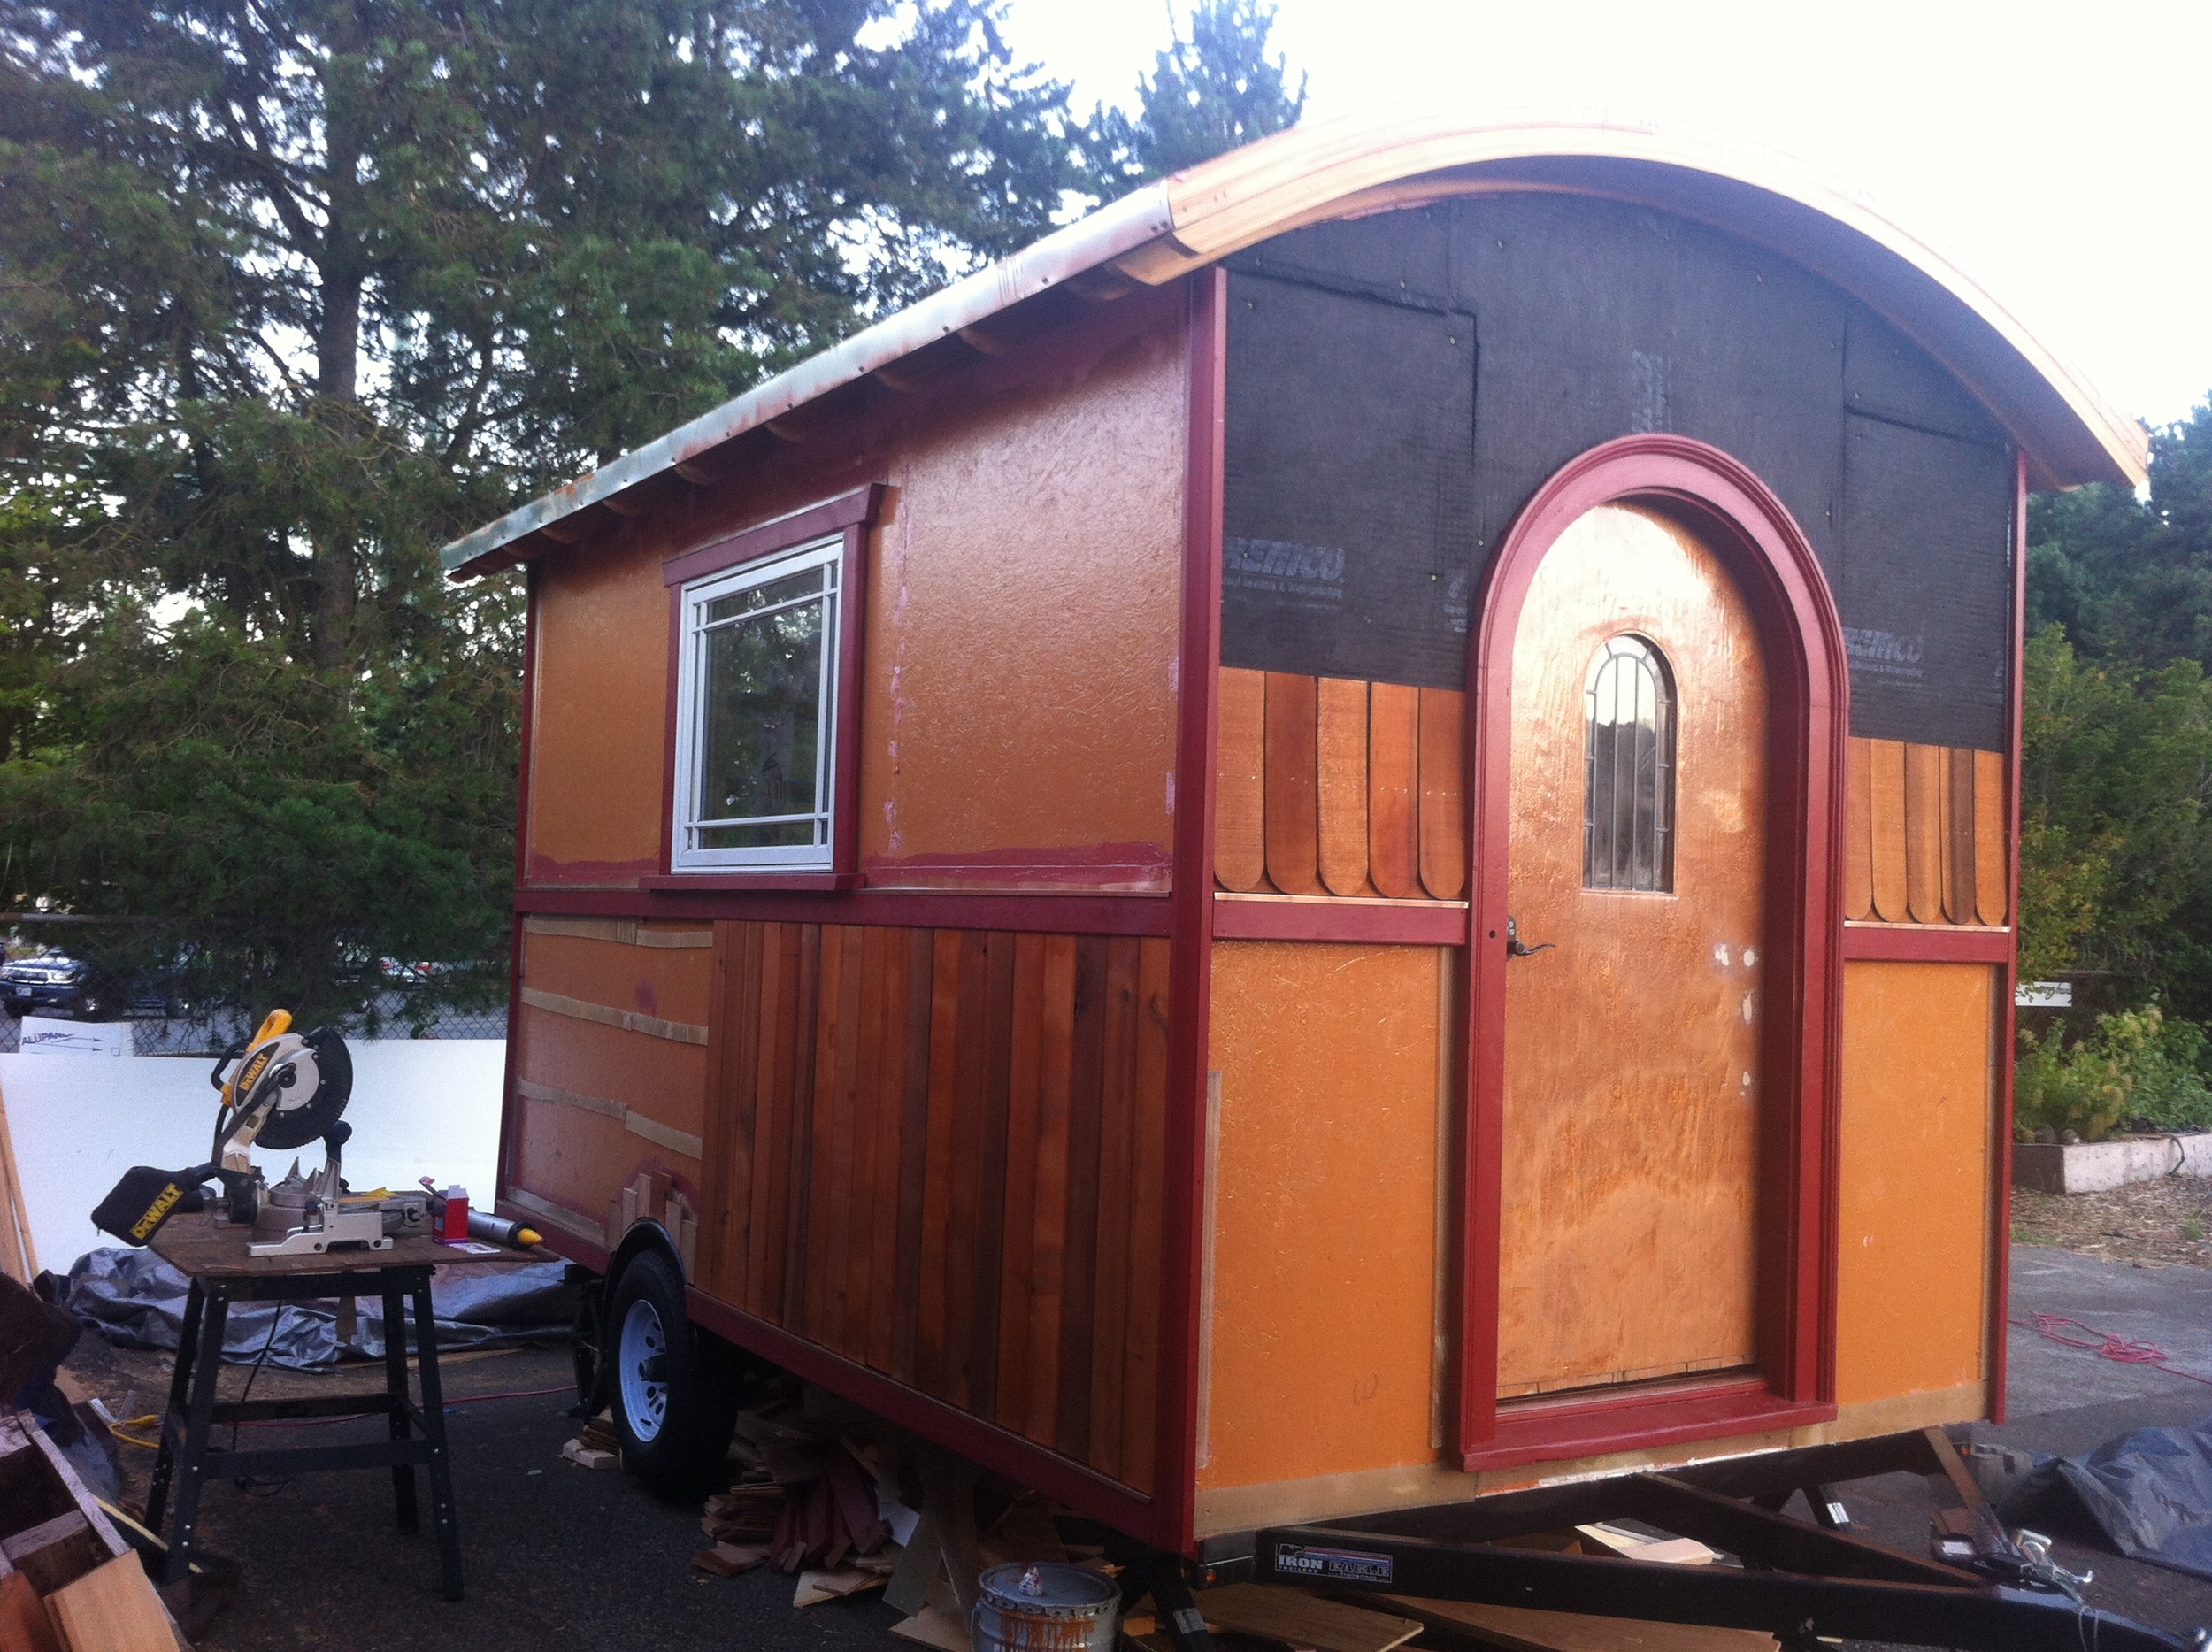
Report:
1002,0,2210,437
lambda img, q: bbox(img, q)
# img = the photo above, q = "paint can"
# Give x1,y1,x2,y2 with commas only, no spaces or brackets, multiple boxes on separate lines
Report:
972,1562,1121,1652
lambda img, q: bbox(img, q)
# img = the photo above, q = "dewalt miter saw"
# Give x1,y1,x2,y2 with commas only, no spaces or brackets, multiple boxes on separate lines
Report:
94,1009,424,1256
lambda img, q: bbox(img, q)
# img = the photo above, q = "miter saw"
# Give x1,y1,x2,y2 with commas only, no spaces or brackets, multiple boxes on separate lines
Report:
93,1009,426,1256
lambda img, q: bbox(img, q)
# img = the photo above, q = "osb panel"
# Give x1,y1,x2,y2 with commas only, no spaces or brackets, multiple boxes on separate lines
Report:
526,531,670,887
856,319,1187,891
1202,940,1444,1488
1835,960,1996,1406
522,928,717,1030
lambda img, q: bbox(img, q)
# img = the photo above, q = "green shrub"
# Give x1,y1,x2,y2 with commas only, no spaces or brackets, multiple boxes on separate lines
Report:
2015,1005,2212,1141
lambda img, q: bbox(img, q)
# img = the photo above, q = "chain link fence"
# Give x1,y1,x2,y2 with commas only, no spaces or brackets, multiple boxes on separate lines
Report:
0,915,509,1055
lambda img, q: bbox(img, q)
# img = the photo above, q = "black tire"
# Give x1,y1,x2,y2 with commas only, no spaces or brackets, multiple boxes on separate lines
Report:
605,1249,734,1497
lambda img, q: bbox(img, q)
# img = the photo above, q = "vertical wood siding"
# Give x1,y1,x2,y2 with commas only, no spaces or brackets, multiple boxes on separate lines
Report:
1844,737,2008,927
700,920,1169,1492
1220,666,1468,900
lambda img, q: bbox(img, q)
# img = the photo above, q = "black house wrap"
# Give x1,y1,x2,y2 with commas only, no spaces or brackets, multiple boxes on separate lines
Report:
1221,195,2017,752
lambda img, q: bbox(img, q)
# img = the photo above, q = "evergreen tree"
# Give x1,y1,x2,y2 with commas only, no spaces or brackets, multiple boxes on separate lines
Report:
0,0,1080,1019
1090,0,1307,185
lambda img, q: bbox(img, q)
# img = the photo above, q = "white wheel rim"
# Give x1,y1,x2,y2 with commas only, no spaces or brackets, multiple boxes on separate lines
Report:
618,1296,669,1442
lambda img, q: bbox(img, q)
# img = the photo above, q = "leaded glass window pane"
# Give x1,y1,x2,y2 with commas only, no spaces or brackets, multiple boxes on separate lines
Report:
1584,634,1675,892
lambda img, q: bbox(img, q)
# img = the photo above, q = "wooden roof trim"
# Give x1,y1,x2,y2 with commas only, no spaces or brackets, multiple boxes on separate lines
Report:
442,110,2142,582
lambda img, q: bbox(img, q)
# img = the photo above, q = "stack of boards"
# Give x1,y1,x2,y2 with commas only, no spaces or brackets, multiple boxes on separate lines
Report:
0,1410,178,1651
1125,1526,1778,1652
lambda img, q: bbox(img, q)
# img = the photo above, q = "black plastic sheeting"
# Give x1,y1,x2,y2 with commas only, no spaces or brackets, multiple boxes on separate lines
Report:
2000,1421,2212,1581
62,1247,578,1371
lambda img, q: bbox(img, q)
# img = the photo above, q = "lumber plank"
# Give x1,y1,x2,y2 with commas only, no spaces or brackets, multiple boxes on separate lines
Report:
1944,747,1978,926
969,932,1018,1419
915,931,965,1397
0,1568,58,1652
1903,741,1945,924
1188,1584,1422,1652
1264,672,1325,895
1056,936,1110,1460
1024,935,1078,1446
1974,749,2008,926
994,934,1048,1430
1369,680,1422,899
1120,936,1171,1494
1418,687,1467,900
1087,937,1142,1480
1378,1594,1778,1652
1867,738,1909,922
1216,667,1270,892
43,1554,175,1652
940,933,994,1409
1317,676,1373,895
1844,737,1875,922
888,928,936,1385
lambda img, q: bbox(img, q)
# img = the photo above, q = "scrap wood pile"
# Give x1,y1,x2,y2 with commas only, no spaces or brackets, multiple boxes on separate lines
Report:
678,1381,1112,1648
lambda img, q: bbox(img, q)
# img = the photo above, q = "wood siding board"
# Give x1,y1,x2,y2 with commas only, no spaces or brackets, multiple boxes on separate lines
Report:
1122,935,1171,1495
941,931,994,1408
1868,738,1909,923
1025,934,1079,1445
970,932,1019,1420
1369,682,1422,899
916,930,965,1396
1263,672,1324,895
1417,688,1468,901
995,934,1048,1430
1056,935,1110,1459
1087,936,1142,1479
1904,741,1945,924
1946,748,1978,926
1846,737,1875,922
819,924,867,1352
1316,676,1372,896
1974,749,2008,926
781,922,823,1332
842,925,893,1364
1217,668,1270,891
798,925,844,1341
861,926,910,1372
747,924,795,1318
890,928,937,1384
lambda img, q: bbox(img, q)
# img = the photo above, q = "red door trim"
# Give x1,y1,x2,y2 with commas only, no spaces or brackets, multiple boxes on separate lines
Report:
1157,266,1230,1552
1458,434,1847,1468
1988,452,2028,1423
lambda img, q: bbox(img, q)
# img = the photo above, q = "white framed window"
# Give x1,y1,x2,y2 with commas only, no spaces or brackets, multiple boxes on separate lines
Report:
671,535,842,871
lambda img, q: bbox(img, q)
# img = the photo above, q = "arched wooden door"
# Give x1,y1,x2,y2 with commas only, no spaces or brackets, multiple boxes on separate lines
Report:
1459,435,1847,1467
1495,503,1768,1398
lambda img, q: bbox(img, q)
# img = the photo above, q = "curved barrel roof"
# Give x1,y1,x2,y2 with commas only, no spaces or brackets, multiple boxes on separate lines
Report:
444,111,2146,580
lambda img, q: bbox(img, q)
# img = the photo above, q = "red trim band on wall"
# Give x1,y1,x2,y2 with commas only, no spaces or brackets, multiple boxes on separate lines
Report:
1459,434,1850,1471
1841,925,2014,964
513,886,1172,936
1213,896,1470,946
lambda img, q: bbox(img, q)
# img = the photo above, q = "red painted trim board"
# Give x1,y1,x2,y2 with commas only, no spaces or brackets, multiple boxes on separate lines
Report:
1468,1377,1834,1472
513,886,1172,937
1157,266,1229,1555
658,484,885,587
1213,896,1470,946
1990,452,2030,1425
1458,434,1849,1467
1840,924,2013,964
496,567,541,1224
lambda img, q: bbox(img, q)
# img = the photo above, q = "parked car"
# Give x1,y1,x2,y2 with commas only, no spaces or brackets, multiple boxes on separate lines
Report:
0,951,183,1020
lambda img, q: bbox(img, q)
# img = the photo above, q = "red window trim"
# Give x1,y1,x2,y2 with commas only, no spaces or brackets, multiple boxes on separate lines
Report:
659,483,886,883
1458,434,1849,1469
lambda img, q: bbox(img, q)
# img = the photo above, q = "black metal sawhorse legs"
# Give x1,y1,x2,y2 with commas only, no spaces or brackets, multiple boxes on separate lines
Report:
142,1264,464,1599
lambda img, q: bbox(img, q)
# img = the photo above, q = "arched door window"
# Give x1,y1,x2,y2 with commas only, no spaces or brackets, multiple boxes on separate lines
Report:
1584,634,1676,891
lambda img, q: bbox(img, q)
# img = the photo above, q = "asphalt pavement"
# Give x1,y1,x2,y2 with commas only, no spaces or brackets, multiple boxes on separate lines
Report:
54,1243,2212,1650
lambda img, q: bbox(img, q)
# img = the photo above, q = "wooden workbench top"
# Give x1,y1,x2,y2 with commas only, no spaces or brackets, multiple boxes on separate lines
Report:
152,1212,557,1279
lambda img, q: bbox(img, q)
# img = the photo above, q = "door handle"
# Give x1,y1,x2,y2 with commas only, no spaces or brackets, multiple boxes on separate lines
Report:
1505,916,1555,958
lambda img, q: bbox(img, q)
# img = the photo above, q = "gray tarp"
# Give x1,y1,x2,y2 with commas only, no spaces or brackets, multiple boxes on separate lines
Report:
64,1246,577,1370
2000,1419,2212,1581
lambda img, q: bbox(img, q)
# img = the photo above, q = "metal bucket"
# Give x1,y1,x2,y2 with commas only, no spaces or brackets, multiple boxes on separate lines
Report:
972,1562,1121,1652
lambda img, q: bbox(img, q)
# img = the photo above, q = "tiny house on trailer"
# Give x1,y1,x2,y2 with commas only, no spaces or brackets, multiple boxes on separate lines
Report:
442,115,2146,1556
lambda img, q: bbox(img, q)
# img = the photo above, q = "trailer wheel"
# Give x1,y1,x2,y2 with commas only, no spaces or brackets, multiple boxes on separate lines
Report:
606,1248,733,1496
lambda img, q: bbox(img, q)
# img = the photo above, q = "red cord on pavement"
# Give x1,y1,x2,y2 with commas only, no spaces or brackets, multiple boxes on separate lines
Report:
2011,1311,2212,1386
